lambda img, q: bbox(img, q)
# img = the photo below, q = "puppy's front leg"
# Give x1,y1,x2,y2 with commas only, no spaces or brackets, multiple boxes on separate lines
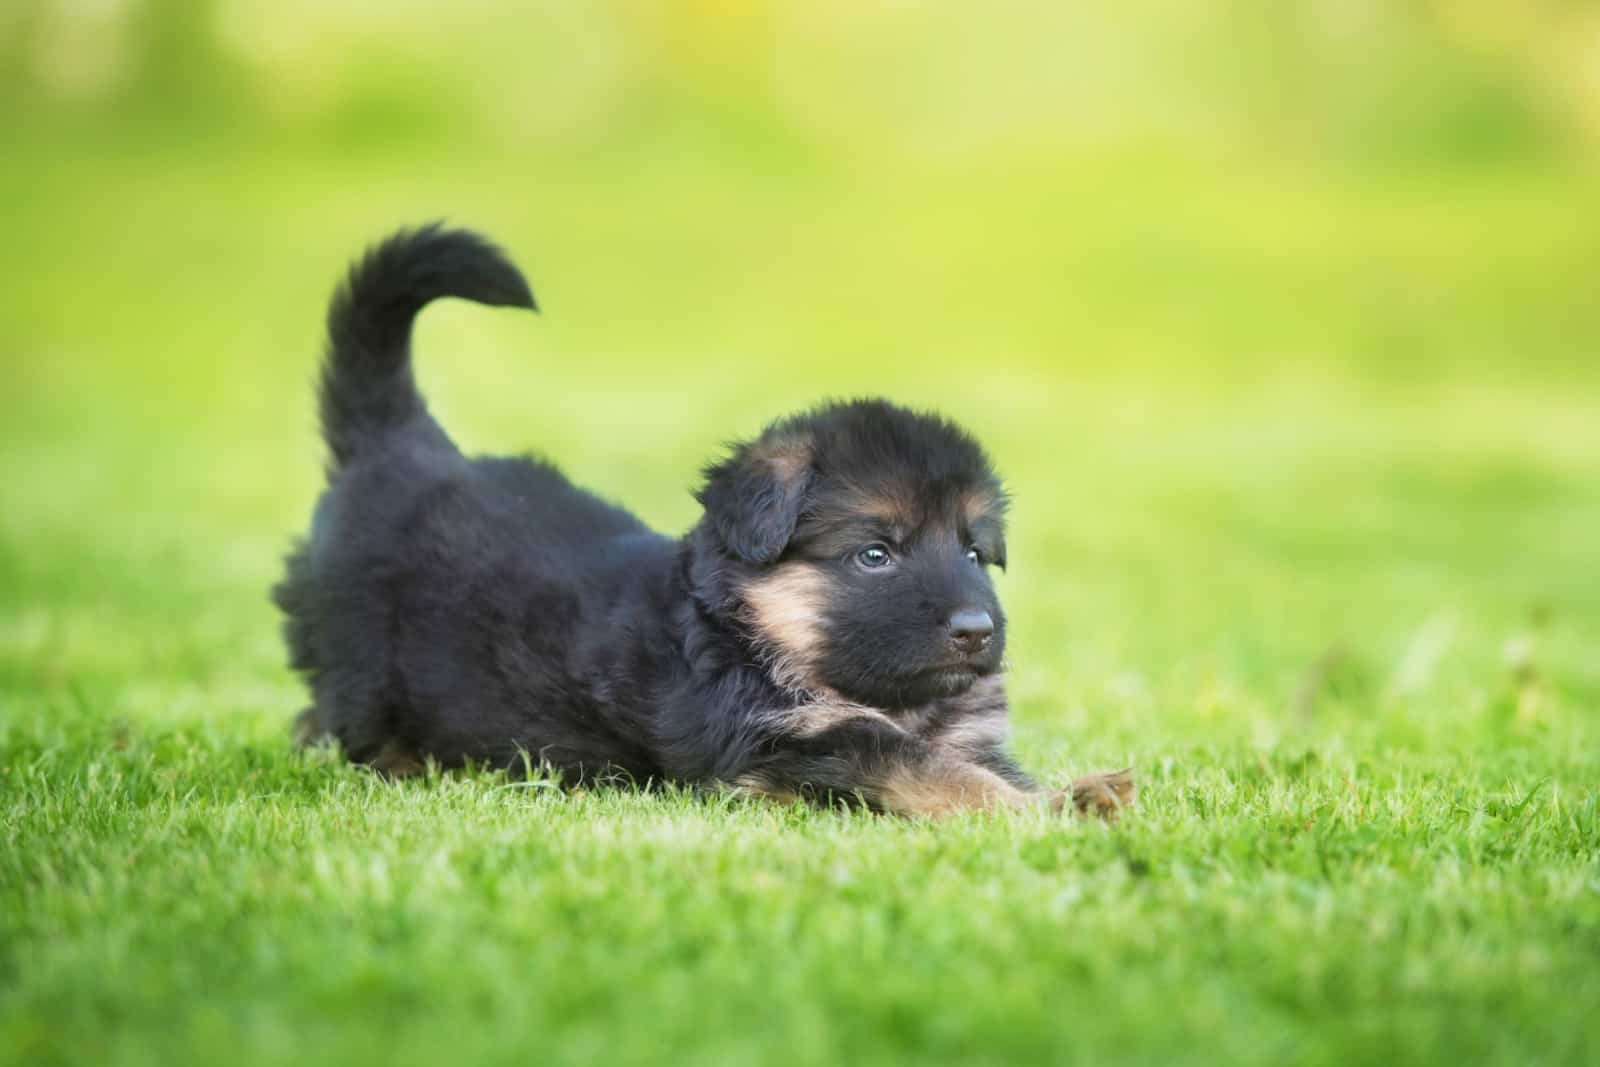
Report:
734,706,1134,820
1067,769,1137,819
872,753,1043,818
735,710,1045,819
873,760,1136,820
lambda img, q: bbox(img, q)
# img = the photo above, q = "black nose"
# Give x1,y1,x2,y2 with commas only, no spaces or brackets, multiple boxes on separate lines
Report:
948,609,994,655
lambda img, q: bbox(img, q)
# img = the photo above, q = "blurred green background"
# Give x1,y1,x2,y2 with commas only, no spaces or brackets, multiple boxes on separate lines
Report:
2,3,1598,1064
3,0,1595,718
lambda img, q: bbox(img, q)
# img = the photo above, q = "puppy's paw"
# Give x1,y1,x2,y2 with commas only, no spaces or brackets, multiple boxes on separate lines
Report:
1066,768,1136,821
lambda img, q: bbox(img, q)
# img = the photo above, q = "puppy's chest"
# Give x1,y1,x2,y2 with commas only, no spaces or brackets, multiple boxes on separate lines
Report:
899,699,1011,754
850,674,1012,753
917,674,1012,747
767,675,1011,755
893,704,954,739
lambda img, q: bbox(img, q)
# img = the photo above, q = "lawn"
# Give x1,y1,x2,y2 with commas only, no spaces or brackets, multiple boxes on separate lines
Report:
2,120,1598,1065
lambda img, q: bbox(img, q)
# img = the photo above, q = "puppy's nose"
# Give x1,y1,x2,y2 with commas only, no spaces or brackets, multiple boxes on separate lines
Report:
947,609,994,655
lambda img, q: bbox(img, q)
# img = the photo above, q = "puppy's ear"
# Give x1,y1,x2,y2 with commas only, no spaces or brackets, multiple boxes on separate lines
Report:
965,486,1009,571
697,434,813,564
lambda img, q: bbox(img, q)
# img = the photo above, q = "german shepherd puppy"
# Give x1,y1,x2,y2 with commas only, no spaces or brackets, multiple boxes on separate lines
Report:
275,225,1133,818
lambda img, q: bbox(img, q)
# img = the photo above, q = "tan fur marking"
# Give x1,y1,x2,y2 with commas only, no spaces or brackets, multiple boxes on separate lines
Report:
875,759,1036,819
961,486,1005,525
731,774,800,804
753,435,812,485
741,562,831,693
762,699,901,739
855,487,916,529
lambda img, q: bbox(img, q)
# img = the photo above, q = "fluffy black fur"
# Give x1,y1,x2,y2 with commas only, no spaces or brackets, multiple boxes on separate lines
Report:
276,225,1132,816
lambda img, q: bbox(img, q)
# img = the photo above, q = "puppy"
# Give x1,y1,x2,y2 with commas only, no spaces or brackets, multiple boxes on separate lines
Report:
275,225,1133,819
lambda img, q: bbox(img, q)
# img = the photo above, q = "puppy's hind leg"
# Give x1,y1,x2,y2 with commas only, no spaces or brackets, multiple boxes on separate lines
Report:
291,707,329,748
367,741,428,779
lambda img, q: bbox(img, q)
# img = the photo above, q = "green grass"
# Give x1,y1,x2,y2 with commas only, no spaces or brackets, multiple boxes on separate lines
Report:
2,125,1598,1065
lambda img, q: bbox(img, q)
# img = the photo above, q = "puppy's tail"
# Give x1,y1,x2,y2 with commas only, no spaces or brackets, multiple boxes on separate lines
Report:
319,223,537,469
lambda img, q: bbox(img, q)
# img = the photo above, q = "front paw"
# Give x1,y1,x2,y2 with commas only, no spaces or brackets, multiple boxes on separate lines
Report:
1064,768,1136,820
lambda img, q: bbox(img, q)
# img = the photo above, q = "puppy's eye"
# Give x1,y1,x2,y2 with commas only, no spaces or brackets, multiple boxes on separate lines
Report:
857,545,893,569
965,547,983,566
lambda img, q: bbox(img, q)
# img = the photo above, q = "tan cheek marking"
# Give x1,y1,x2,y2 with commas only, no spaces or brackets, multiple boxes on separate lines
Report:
740,562,831,693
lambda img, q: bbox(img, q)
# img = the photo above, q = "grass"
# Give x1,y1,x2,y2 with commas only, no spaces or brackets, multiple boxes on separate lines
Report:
2,123,1598,1065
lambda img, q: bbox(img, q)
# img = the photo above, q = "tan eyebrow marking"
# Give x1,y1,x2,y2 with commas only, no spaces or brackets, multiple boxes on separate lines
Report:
960,486,1007,526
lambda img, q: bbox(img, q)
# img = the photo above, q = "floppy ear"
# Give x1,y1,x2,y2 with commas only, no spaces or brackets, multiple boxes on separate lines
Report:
697,436,813,564
964,486,1010,572
971,521,1007,572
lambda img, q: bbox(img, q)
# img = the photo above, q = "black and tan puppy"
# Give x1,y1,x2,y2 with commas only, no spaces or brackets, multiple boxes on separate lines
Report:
275,225,1133,819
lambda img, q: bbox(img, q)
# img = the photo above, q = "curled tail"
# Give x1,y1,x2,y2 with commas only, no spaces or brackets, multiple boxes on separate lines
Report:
319,223,537,469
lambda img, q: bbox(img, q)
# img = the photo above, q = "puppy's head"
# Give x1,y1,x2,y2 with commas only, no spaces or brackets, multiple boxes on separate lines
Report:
697,399,1008,709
